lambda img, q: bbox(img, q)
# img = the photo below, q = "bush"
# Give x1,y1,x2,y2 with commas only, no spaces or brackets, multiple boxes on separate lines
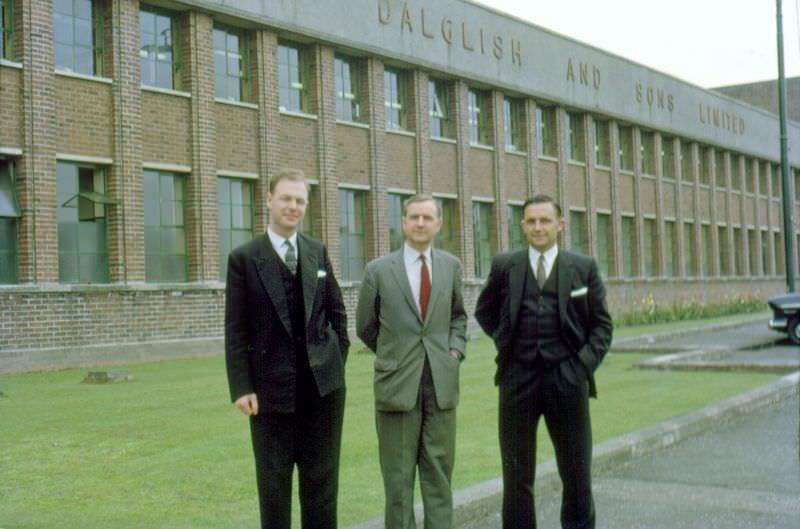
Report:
613,293,764,327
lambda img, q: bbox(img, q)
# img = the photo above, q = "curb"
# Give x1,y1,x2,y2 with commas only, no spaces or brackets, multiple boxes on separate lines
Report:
346,371,799,529
610,314,768,349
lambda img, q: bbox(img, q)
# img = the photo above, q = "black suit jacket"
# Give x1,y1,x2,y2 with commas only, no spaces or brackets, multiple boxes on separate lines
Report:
225,232,349,413
475,249,613,397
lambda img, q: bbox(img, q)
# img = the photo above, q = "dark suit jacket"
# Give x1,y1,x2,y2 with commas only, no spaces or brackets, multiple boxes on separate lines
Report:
225,232,349,413
474,249,613,397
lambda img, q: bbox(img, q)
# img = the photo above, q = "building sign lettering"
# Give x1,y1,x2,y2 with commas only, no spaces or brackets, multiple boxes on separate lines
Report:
698,103,745,135
635,82,674,113
378,0,522,66
566,59,601,90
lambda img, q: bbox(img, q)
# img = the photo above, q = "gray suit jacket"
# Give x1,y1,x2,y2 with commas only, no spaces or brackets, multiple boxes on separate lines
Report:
356,248,467,412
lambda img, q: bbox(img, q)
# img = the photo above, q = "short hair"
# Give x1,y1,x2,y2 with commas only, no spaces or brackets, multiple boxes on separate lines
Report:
522,195,562,217
402,194,441,218
269,168,307,193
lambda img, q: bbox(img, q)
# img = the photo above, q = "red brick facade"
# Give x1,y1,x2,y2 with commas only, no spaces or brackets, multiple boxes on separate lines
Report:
0,0,797,370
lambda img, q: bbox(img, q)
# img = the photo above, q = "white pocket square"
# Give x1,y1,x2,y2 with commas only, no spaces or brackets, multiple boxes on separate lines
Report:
317,270,327,278
570,286,588,298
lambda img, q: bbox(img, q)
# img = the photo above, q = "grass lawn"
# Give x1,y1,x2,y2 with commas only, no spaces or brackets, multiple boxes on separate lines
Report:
0,321,779,529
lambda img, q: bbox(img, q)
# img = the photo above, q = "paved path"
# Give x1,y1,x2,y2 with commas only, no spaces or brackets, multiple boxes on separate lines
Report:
459,395,800,529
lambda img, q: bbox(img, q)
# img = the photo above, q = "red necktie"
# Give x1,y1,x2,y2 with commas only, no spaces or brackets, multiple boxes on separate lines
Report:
420,254,431,321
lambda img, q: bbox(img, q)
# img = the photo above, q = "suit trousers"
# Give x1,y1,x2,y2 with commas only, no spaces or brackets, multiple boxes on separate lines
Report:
376,358,457,529
249,379,346,529
499,367,595,529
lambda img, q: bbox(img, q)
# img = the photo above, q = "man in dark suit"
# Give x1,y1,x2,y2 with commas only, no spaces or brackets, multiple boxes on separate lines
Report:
356,195,467,529
475,195,613,529
225,168,349,529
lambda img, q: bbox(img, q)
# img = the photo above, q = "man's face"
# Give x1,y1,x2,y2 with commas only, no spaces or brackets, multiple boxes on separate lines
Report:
402,200,441,250
267,179,308,237
521,201,564,252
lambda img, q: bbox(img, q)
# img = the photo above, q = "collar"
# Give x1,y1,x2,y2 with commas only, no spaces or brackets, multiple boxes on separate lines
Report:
403,243,432,266
529,244,558,267
267,226,298,252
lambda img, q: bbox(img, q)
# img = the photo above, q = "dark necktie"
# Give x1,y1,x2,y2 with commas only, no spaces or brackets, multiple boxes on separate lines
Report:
420,254,431,321
537,254,547,289
284,240,297,275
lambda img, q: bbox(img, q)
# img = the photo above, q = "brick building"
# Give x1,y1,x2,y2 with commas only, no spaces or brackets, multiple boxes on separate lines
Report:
1,0,799,371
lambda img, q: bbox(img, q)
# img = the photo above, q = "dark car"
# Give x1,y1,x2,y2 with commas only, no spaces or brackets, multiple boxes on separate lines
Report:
768,293,800,345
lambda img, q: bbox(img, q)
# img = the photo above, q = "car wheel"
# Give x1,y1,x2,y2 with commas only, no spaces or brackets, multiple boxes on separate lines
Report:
789,317,800,346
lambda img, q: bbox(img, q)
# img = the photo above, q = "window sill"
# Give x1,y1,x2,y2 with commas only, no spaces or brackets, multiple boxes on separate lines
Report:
505,149,527,157
143,85,191,98
431,136,457,144
336,119,369,129
567,160,586,167
469,143,494,152
216,98,258,110
0,58,22,69
386,128,416,137
55,69,113,84
280,109,317,120
538,155,558,162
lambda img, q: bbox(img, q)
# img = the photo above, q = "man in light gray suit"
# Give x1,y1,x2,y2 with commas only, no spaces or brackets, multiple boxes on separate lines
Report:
356,194,467,529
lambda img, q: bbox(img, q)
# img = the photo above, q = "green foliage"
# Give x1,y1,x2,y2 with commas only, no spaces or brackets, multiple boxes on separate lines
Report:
0,328,779,528
613,293,765,327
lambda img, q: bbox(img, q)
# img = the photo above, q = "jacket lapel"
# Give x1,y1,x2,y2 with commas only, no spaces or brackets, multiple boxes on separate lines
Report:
297,234,319,326
425,250,447,326
508,249,527,326
557,252,573,325
253,235,293,336
389,250,422,324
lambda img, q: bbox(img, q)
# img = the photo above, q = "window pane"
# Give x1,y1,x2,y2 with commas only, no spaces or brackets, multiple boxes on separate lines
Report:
596,213,611,277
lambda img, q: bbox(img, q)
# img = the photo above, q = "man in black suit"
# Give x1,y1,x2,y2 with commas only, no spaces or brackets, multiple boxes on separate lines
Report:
225,168,349,529
475,195,613,529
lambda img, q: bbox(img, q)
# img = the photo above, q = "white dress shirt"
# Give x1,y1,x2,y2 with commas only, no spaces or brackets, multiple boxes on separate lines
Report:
529,244,558,284
267,227,298,264
403,243,432,315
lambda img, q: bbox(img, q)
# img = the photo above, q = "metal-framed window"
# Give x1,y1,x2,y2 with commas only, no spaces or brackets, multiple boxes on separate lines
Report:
218,177,254,280
536,105,556,157
279,42,309,112
566,112,585,162
472,201,493,278
388,192,411,252
434,197,457,256
57,162,113,283
640,130,655,175
339,188,366,280
714,151,726,188
621,215,635,277
683,221,696,276
334,54,362,122
664,220,678,277
618,125,634,172
144,170,187,282
214,25,250,102
429,79,452,139
54,0,104,76
661,136,675,179
643,217,657,276
384,67,409,131
139,6,181,90
594,119,610,167
507,204,524,251
0,158,20,284
700,224,712,276
698,146,710,185
596,212,612,277
0,0,14,61
504,98,525,152
468,88,490,146
569,210,588,254
680,141,692,181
